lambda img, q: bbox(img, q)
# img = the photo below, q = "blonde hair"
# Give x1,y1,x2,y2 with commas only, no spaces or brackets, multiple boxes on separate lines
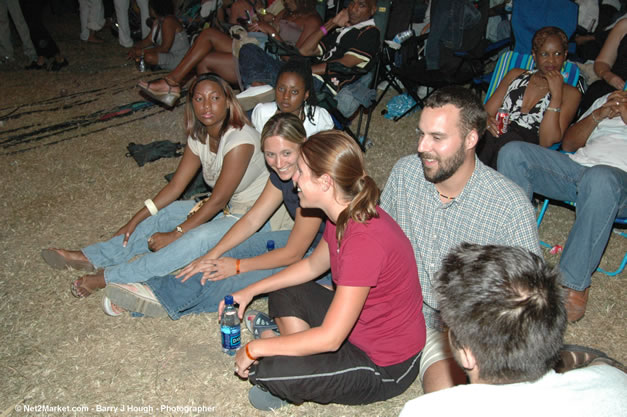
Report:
299,131,379,244
260,113,307,150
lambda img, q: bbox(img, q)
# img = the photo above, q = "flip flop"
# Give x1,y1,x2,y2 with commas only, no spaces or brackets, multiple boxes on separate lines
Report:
244,309,279,339
102,296,124,317
104,283,168,318
556,344,626,373
71,277,97,298
41,249,95,272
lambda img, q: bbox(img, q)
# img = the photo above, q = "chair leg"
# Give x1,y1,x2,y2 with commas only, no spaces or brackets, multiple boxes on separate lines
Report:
596,231,627,277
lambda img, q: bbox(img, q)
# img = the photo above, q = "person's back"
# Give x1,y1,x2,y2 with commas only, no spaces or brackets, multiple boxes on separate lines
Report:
400,243,627,417
401,364,627,416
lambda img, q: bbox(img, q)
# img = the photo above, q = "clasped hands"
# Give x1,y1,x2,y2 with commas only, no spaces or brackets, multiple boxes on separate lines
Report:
597,90,627,122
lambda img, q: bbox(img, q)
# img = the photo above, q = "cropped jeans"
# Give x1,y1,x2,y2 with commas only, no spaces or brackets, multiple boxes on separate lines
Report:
498,142,627,291
146,230,332,319
82,200,260,284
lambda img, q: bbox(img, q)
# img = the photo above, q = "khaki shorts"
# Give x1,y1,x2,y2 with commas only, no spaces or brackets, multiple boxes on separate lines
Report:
419,327,454,381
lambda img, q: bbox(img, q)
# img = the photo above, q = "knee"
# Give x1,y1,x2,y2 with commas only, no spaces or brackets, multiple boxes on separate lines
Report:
578,166,622,203
496,141,528,174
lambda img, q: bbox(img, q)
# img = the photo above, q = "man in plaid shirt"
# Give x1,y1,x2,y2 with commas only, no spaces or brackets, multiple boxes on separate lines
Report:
381,86,541,394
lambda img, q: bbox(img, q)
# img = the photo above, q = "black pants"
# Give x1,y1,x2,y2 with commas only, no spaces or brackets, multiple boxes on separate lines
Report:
21,0,60,59
249,282,421,405
478,124,538,169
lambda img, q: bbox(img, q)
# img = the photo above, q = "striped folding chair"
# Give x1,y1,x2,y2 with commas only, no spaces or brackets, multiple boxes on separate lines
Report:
483,51,581,104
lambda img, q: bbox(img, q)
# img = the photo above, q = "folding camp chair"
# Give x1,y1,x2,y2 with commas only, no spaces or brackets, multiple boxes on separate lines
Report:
314,0,392,150
483,51,582,104
511,0,579,54
382,0,502,122
536,200,627,277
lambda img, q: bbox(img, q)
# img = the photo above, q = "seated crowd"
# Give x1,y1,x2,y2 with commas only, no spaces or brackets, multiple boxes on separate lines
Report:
33,0,627,413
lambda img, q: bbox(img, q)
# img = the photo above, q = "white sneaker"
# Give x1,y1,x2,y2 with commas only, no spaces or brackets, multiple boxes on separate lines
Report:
236,85,275,111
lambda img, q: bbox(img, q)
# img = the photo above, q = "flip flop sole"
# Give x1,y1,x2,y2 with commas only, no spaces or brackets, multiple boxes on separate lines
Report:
41,249,95,272
102,296,123,317
105,284,168,318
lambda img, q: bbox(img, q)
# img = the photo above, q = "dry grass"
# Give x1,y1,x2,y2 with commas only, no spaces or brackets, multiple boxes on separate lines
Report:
0,10,624,417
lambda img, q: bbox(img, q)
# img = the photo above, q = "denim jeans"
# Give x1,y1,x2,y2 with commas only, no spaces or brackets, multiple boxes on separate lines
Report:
146,229,332,319
238,43,283,89
82,200,252,284
498,142,627,290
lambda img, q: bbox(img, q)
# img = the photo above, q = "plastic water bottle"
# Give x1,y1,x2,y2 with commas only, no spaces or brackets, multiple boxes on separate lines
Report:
137,54,146,72
220,295,241,356
266,240,275,251
392,29,414,45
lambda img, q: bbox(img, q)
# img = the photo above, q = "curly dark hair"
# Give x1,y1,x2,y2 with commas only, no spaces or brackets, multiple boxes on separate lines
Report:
276,58,320,126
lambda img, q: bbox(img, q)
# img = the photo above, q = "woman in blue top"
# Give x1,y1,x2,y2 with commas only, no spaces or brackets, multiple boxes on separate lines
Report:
102,113,329,318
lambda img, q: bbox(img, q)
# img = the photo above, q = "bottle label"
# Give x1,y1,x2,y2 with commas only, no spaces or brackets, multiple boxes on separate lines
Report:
221,325,241,350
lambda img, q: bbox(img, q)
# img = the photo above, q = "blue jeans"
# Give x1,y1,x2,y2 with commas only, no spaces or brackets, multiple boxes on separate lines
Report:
497,142,627,290
238,43,282,89
146,230,332,319
238,43,324,91
82,200,251,284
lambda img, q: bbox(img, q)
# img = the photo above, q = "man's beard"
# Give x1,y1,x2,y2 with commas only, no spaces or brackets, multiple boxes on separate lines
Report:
419,141,466,184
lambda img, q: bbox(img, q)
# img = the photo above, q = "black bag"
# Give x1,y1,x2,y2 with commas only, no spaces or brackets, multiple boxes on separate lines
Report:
126,140,184,167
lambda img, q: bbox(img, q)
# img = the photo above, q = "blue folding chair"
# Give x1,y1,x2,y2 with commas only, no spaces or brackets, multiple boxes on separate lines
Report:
483,51,581,104
511,0,578,54
536,200,627,277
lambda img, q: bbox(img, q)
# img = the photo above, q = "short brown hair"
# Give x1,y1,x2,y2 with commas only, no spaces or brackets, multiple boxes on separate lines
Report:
532,26,568,53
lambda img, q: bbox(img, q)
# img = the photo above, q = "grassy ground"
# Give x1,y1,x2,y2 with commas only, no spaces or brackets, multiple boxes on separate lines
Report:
0,9,624,417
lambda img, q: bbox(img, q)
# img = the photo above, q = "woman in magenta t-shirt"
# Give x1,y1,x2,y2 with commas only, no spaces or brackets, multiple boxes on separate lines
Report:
221,130,426,410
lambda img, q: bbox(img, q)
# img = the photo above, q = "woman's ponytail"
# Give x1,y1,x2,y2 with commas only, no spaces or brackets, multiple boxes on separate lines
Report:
300,131,380,245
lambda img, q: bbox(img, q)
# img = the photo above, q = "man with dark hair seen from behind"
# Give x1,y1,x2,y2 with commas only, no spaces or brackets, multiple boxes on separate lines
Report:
381,86,541,393
400,243,627,416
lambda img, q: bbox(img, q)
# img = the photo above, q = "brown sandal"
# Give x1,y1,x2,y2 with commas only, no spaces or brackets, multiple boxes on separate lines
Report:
138,77,181,107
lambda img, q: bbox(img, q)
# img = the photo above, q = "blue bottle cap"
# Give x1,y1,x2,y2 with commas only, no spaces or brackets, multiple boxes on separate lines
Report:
224,295,234,305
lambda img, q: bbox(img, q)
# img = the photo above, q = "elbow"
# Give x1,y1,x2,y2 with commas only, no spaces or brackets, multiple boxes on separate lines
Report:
283,249,307,266
322,335,344,352
206,194,231,211
561,140,577,153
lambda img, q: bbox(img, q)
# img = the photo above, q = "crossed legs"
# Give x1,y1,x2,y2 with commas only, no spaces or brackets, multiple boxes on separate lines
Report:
138,27,235,95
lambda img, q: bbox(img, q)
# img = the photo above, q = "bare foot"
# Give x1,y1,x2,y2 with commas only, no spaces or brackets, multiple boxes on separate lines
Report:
71,270,106,298
86,32,104,43
41,248,95,271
